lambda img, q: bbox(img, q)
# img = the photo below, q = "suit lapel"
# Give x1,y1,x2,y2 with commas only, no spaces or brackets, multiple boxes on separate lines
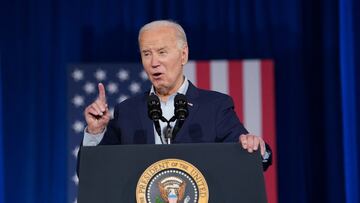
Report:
174,81,200,142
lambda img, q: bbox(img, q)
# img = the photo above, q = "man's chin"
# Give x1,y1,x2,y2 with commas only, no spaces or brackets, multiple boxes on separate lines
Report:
154,85,170,95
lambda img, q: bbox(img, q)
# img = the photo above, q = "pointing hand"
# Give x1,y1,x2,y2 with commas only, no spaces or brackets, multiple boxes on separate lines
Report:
84,83,111,134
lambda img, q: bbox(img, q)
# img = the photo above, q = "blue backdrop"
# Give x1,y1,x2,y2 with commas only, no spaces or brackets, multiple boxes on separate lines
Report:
0,0,359,202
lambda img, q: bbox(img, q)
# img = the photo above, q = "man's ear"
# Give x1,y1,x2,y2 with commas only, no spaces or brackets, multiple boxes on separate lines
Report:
181,44,189,65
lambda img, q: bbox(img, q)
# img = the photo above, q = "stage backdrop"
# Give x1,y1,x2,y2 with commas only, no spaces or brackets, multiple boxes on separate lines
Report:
67,60,277,203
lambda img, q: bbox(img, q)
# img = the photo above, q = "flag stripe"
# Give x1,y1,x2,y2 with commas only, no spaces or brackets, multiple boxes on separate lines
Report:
184,61,196,85
229,60,244,122
243,60,262,137
261,60,278,203
196,61,210,89
210,60,228,94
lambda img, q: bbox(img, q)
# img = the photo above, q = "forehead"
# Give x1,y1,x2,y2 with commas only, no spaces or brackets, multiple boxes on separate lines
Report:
139,26,178,50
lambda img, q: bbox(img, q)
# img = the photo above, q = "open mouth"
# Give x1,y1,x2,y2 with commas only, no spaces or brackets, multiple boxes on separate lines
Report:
152,72,163,79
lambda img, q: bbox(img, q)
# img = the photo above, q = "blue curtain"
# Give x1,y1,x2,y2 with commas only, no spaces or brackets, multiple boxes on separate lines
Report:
0,0,358,202
0,52,4,203
340,0,360,202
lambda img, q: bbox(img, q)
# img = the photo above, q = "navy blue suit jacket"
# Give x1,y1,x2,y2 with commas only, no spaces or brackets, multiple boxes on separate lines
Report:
78,81,271,172
100,81,248,145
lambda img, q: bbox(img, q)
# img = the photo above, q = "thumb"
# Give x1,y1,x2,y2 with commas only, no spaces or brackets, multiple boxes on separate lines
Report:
98,83,107,102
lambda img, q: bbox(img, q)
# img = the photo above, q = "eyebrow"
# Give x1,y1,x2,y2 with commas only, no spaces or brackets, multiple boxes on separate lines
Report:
141,49,151,53
141,46,168,53
157,47,166,50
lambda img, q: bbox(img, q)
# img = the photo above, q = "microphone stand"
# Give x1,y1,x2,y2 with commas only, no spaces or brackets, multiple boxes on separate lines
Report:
165,123,172,144
161,116,176,144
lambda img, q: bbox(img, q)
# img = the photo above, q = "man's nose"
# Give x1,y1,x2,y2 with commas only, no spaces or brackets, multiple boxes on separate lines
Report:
151,55,160,67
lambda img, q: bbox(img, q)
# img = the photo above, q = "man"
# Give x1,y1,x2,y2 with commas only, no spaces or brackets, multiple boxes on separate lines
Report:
82,20,272,170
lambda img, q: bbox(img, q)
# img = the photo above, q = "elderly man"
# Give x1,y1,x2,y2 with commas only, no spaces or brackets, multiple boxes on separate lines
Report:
82,20,272,170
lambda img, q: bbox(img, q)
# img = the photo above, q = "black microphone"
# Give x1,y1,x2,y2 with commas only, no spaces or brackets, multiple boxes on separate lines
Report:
147,93,162,121
172,94,188,140
147,93,163,143
174,93,188,120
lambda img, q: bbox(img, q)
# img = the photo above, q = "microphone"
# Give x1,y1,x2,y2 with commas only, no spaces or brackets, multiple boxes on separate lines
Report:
174,93,188,120
147,93,189,144
172,94,189,140
147,93,163,143
147,93,162,121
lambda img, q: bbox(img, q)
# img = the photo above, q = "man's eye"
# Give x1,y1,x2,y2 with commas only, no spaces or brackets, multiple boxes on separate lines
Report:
159,51,167,55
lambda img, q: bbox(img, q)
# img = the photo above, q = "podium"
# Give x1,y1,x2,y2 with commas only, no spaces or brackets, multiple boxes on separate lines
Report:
78,143,267,203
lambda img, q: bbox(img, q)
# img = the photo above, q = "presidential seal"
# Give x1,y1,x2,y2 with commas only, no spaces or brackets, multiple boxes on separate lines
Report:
136,159,209,203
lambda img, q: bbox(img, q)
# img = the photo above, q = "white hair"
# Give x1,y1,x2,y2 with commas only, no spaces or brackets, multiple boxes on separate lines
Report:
138,20,188,49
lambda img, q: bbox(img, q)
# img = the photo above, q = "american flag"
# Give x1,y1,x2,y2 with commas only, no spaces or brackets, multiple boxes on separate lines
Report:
67,60,277,203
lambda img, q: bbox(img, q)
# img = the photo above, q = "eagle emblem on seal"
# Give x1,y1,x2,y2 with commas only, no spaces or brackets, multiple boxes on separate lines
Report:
157,176,190,203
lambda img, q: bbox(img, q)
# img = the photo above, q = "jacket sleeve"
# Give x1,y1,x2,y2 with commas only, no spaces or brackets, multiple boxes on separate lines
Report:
215,95,272,171
99,104,122,145
215,95,248,142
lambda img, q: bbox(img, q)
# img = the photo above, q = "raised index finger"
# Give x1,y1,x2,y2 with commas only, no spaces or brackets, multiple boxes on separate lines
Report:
98,83,107,102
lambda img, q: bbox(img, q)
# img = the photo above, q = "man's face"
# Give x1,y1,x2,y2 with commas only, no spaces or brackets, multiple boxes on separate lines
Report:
139,26,188,96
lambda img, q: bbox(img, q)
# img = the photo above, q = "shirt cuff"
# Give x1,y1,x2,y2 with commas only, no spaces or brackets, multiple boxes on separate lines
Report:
82,127,106,146
262,144,272,163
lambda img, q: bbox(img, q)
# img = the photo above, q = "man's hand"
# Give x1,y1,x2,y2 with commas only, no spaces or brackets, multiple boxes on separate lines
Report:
239,134,266,156
84,83,111,134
